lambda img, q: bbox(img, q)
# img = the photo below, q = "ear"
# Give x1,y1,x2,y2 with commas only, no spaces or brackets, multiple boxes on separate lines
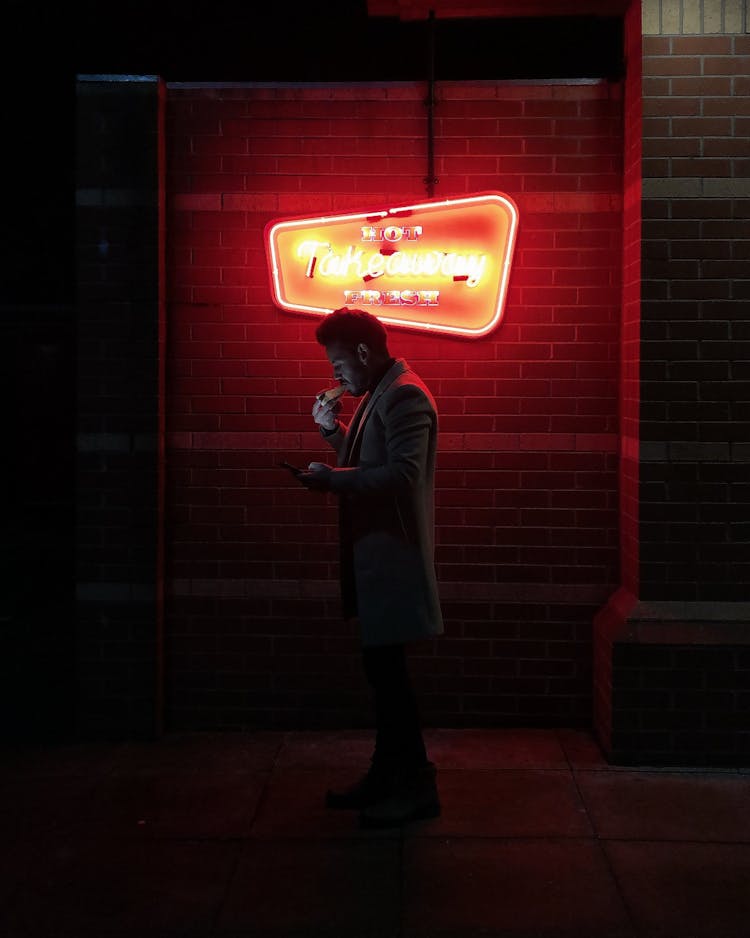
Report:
356,342,369,363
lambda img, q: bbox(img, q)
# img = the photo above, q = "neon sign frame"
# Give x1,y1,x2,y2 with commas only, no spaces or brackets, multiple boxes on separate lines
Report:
265,192,519,338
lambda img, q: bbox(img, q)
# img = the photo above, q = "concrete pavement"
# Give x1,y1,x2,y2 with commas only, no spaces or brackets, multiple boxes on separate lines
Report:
2,728,749,937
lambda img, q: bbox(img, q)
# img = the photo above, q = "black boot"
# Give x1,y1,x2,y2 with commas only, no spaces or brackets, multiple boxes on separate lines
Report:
359,761,440,828
325,762,393,810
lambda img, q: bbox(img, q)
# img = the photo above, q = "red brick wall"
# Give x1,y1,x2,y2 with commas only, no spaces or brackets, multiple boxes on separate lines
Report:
164,79,623,730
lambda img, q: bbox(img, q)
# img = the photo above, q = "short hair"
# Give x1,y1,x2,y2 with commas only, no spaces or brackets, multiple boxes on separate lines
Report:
315,307,389,356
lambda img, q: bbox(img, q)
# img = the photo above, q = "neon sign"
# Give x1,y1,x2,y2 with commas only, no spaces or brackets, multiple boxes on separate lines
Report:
265,192,519,338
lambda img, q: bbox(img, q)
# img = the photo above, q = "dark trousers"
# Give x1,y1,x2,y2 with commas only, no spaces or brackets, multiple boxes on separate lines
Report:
362,643,428,772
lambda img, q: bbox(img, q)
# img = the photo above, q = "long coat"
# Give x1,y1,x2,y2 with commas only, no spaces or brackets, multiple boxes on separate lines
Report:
322,359,444,647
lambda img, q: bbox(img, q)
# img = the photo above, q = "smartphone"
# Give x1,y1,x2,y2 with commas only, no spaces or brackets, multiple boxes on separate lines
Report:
279,460,303,477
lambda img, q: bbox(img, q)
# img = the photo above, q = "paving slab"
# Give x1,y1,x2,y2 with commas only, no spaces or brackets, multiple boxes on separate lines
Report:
0,836,43,913
576,770,750,842
216,838,400,936
605,840,750,938
402,837,635,938
83,769,269,840
275,728,570,772
556,728,611,769
250,767,399,839
424,728,569,769
113,731,284,776
407,769,592,839
1,836,238,937
0,740,124,779
275,730,375,769
0,773,101,843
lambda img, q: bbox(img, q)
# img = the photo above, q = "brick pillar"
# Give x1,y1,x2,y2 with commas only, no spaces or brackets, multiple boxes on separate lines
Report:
595,0,750,766
75,76,166,738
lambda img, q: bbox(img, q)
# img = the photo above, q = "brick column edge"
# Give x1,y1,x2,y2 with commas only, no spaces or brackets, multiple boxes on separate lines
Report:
593,0,643,759
594,0,750,767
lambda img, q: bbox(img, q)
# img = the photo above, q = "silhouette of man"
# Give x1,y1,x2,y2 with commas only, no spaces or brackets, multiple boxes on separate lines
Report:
297,307,443,828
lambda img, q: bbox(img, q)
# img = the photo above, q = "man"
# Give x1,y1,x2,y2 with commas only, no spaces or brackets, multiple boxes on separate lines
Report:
296,307,443,829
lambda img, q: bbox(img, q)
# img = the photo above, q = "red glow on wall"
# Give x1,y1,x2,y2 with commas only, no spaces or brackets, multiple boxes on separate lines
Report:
265,192,519,338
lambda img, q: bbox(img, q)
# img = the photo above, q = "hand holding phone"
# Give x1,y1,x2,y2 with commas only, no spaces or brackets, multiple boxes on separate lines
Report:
279,460,303,477
279,460,333,491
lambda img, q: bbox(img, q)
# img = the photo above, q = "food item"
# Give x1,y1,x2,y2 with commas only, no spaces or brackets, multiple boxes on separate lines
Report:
317,385,346,404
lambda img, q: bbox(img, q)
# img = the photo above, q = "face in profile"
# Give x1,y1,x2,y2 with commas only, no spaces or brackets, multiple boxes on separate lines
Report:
324,342,372,397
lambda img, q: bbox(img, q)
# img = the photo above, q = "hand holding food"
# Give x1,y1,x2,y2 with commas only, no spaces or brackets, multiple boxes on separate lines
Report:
312,385,345,430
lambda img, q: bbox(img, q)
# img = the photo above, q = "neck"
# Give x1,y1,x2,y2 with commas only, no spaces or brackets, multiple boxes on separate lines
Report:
368,355,396,393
